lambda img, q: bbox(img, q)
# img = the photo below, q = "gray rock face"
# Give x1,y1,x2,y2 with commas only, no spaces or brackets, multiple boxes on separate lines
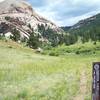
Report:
0,0,33,14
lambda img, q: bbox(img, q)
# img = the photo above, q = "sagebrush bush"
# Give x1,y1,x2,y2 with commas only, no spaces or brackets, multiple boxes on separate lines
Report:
49,51,59,56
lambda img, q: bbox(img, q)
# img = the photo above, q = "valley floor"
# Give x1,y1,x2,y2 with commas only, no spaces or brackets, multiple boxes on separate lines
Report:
0,40,100,100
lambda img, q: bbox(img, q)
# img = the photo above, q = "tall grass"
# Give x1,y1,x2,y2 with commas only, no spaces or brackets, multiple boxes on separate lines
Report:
0,40,100,100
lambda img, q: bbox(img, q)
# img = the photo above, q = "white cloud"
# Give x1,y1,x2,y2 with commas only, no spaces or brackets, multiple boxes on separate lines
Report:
0,0,4,2
58,10,100,26
1,0,100,26
32,0,100,26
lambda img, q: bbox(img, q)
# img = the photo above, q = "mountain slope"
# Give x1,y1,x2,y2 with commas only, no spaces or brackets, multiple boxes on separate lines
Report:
71,13,100,30
62,13,100,42
0,0,63,40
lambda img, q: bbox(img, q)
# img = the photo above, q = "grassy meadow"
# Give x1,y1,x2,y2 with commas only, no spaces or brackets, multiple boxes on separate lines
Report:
0,40,100,100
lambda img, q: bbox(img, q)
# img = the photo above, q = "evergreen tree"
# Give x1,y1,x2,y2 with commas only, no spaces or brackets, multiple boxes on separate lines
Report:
27,32,40,49
11,28,20,41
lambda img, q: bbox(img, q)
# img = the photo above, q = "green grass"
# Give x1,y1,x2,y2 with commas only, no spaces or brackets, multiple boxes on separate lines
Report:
0,40,100,100
43,42,100,56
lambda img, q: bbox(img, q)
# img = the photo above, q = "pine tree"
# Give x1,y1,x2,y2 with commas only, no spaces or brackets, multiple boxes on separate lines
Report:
11,28,20,41
27,32,40,49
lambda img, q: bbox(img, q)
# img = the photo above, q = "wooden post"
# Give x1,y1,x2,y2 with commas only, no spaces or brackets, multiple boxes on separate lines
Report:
92,62,100,100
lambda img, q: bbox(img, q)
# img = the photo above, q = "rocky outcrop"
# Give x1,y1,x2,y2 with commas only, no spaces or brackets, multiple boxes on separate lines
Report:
0,0,63,39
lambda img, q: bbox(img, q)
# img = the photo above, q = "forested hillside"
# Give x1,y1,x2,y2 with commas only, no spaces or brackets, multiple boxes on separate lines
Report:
62,14,100,44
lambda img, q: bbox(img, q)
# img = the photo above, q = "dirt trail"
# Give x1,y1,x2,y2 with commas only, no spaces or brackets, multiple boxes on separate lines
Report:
74,70,87,100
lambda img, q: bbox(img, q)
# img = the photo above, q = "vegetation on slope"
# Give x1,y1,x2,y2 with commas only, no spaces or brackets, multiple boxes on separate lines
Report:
62,14,100,44
42,42,100,56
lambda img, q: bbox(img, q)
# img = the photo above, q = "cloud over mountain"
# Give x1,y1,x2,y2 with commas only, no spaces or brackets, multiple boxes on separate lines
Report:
28,0,100,26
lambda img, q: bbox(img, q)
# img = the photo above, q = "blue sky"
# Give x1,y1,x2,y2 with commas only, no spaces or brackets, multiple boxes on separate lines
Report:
27,0,100,26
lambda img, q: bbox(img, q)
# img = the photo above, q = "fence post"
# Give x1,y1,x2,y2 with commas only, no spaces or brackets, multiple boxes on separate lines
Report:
92,62,100,100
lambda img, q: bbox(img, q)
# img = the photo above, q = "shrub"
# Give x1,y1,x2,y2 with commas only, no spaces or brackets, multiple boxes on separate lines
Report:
11,28,20,41
49,51,59,56
27,32,40,49
93,41,96,45
75,51,80,54
76,49,92,55
17,90,28,99
8,46,13,49
5,16,11,21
